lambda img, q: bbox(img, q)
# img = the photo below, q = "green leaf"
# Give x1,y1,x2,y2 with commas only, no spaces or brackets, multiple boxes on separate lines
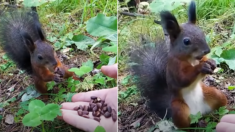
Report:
94,76,105,85
206,122,217,129
69,66,92,77
108,56,116,65
214,46,223,57
28,100,45,113
72,35,95,51
104,34,117,42
22,112,41,127
21,86,41,102
23,0,55,7
228,86,235,90
218,106,229,116
94,126,106,132
121,75,131,85
229,111,235,114
63,93,76,102
47,81,56,90
190,112,202,124
0,115,2,121
82,60,94,69
149,0,190,13
99,54,110,64
102,45,117,54
220,48,235,70
40,104,61,121
86,14,117,37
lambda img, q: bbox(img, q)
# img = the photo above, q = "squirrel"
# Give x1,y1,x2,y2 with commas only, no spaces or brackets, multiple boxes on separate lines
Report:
130,1,227,128
0,8,79,98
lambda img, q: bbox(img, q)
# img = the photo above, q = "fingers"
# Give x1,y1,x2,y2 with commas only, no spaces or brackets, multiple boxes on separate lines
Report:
220,114,235,123
216,114,235,132
101,63,117,79
216,122,235,132
72,88,112,102
61,102,89,109
60,109,99,132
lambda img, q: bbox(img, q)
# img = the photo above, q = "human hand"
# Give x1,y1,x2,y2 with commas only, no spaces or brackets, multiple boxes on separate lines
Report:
216,114,235,132
59,64,118,132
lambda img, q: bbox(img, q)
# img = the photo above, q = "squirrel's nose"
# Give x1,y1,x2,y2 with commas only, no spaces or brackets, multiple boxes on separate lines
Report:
203,49,210,54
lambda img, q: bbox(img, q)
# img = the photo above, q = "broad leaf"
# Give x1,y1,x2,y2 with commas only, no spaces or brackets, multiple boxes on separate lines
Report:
72,35,95,51
220,48,235,70
28,100,45,113
40,104,61,121
94,126,106,132
22,112,41,127
102,45,117,54
86,14,117,37
69,66,92,77
149,0,190,13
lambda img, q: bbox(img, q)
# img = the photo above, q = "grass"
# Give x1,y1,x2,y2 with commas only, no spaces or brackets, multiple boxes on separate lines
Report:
118,0,235,131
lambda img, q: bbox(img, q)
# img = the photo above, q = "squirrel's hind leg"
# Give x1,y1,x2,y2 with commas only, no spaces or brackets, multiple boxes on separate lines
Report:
202,84,227,110
171,98,191,128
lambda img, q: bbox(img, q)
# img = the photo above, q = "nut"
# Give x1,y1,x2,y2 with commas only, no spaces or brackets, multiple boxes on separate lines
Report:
93,106,98,111
82,115,89,118
82,111,89,115
84,105,88,111
93,117,101,122
107,106,112,113
96,111,101,117
97,97,101,102
87,106,92,112
90,103,95,109
104,111,111,118
79,105,83,110
73,106,79,111
91,96,97,100
97,103,102,108
101,100,105,106
103,106,107,112
111,109,117,122
77,110,83,116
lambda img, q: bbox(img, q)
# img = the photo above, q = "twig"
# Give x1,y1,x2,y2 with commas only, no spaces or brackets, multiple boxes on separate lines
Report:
120,11,145,17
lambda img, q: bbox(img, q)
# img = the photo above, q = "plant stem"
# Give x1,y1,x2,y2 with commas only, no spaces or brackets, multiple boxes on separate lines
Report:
42,121,45,132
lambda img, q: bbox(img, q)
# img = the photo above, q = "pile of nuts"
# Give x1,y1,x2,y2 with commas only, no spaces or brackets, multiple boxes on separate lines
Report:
73,96,117,122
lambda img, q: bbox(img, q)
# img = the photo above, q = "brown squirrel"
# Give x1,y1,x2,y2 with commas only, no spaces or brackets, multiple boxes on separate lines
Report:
130,1,227,128
0,8,79,98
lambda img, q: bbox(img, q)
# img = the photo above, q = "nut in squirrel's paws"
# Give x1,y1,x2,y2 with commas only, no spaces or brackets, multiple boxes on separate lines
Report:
205,59,216,71
200,61,214,74
54,67,64,82
54,74,63,82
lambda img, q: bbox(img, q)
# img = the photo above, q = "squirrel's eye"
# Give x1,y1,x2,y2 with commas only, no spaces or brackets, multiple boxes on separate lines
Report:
38,55,43,60
183,38,191,45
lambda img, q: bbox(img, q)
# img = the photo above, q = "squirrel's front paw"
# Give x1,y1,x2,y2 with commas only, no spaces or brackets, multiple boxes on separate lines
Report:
54,74,63,82
199,61,214,74
204,59,216,71
54,67,64,76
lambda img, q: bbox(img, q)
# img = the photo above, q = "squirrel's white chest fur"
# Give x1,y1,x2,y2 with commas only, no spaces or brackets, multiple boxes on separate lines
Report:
181,60,212,115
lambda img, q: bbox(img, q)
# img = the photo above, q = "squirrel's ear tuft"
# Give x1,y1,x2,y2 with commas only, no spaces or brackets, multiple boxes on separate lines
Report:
35,24,45,41
160,11,180,41
188,1,196,24
20,31,35,53
30,10,46,41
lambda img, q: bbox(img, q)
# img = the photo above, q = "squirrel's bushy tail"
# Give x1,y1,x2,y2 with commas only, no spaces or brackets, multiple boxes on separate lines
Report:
0,8,44,74
129,37,172,118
